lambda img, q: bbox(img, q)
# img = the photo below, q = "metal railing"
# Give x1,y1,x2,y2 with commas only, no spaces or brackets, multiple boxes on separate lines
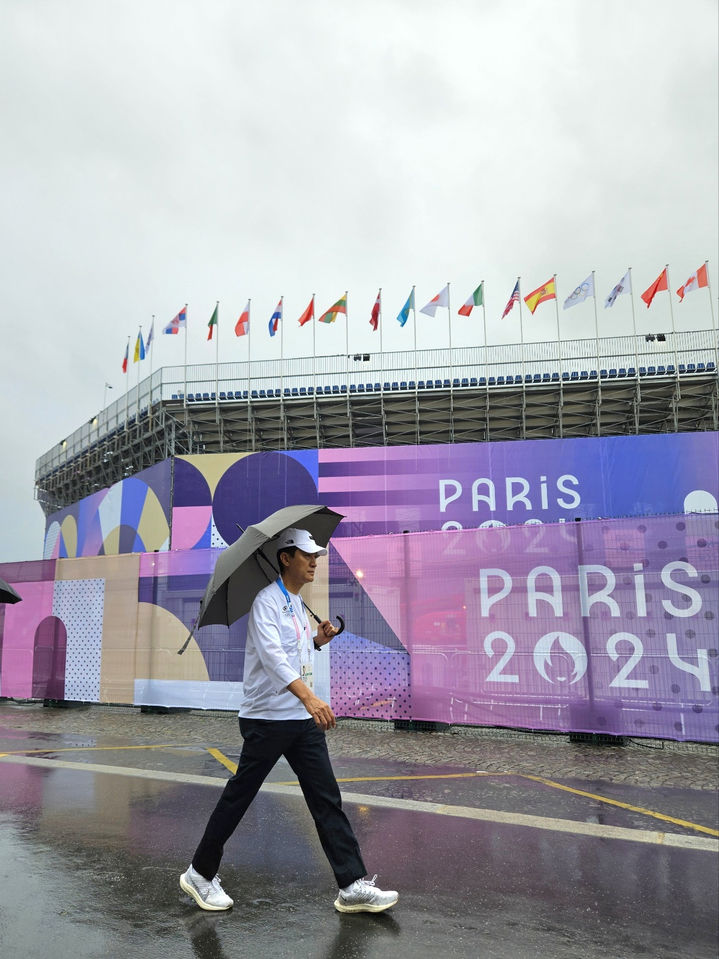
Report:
36,329,718,477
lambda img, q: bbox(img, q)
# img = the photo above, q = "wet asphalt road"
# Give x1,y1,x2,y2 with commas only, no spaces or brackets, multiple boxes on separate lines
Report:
0,703,717,959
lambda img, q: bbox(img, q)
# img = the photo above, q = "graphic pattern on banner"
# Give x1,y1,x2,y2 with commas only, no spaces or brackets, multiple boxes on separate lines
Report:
331,513,719,742
53,578,105,701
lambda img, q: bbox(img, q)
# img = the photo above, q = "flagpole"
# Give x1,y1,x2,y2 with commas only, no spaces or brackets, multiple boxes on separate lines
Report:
136,325,142,419
481,281,488,383
553,274,561,375
247,298,252,449
447,281,453,389
627,269,638,375
591,272,600,374
412,284,417,387
517,277,525,383
148,315,155,426
312,294,316,381
378,288,383,386
183,303,188,411
705,260,718,369
665,264,678,372
345,290,349,394
125,335,130,427
215,301,219,410
280,296,285,401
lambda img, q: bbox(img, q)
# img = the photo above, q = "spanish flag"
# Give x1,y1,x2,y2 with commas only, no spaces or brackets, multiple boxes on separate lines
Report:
524,278,556,315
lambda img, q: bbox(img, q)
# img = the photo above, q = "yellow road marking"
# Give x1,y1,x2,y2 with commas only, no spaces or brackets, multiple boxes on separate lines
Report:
520,774,719,838
207,747,237,774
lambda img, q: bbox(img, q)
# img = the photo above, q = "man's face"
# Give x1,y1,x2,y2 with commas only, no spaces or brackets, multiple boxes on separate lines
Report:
283,548,318,585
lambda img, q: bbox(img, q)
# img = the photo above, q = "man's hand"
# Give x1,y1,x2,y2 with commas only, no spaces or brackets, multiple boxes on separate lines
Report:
287,679,337,729
315,619,339,647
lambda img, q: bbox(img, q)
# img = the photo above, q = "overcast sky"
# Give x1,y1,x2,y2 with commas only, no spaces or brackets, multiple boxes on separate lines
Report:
1,0,717,563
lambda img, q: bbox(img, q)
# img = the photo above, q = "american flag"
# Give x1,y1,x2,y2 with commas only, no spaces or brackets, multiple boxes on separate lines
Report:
501,281,520,319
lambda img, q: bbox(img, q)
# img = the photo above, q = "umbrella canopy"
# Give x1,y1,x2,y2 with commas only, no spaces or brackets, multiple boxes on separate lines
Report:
195,504,343,632
0,577,22,604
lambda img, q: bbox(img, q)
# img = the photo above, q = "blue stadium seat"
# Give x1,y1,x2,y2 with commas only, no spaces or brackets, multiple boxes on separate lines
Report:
525,374,533,383
383,382,391,390
259,389,266,398
488,376,496,386
417,380,425,389
172,394,179,400
599,370,608,379
608,369,617,378
408,380,416,389
391,381,399,390
696,362,706,373
666,365,675,375
365,383,373,392
356,384,364,392
542,373,551,382
478,376,486,386
374,382,381,391
251,389,259,398
533,373,541,383
580,371,588,380
452,378,460,388
299,387,307,395
350,384,357,393
332,385,340,394
461,378,469,387
497,376,505,386
627,368,635,376
561,372,570,381
551,372,559,382
292,387,299,396
647,366,656,376
202,392,210,401
686,363,696,373
570,372,579,381
617,368,626,378
443,379,451,388
340,384,347,393
470,377,478,386
639,366,647,376
400,381,407,390
706,361,716,372
656,366,666,375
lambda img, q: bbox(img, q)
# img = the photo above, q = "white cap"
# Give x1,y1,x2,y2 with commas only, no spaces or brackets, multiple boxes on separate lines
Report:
276,527,328,556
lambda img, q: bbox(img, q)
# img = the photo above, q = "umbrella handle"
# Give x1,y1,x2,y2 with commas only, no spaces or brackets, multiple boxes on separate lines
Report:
334,615,345,635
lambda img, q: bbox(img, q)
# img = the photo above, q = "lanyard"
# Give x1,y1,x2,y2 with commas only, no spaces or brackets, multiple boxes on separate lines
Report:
275,579,312,664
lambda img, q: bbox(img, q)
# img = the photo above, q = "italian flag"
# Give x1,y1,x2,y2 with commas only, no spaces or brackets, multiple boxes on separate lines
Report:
458,282,484,316
677,263,708,301
207,303,219,340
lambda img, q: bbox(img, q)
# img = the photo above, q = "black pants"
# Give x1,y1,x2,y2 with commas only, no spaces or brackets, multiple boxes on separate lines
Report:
192,718,366,889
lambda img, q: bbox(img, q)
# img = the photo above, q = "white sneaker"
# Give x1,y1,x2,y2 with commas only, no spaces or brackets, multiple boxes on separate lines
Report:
334,875,398,914
180,866,234,911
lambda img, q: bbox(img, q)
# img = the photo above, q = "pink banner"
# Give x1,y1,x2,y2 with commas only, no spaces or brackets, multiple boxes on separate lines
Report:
330,513,718,741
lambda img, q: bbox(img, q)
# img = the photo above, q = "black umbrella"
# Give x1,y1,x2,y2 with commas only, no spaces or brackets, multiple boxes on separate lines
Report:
0,577,22,604
178,504,344,654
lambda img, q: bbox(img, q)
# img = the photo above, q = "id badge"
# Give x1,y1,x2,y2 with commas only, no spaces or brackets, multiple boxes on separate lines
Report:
301,662,314,691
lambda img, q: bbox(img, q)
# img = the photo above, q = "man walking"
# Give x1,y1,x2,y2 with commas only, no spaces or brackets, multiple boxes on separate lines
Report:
180,527,398,914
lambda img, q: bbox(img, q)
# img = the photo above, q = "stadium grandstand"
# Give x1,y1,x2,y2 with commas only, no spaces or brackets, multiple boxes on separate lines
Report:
35,328,717,515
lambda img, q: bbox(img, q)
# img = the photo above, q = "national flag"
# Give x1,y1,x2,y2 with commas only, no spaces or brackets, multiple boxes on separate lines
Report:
563,274,594,310
641,269,668,309
207,303,218,340
524,278,556,315
121,342,129,373
164,306,187,334
269,299,282,337
319,293,347,324
458,282,484,317
501,281,520,319
235,300,250,336
420,284,449,317
145,319,154,351
396,289,415,327
370,290,381,331
605,271,631,308
677,263,709,301
298,296,315,327
133,330,145,362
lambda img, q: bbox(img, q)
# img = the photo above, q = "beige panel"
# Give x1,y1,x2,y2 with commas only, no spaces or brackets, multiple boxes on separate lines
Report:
179,452,250,496
135,602,209,683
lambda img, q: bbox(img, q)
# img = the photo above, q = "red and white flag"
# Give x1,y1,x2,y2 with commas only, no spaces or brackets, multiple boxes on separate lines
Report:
641,268,668,309
420,284,449,317
370,290,381,331
235,300,250,336
676,263,708,301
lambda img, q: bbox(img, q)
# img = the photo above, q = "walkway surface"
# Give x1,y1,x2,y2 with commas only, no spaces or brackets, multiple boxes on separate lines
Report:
0,702,717,959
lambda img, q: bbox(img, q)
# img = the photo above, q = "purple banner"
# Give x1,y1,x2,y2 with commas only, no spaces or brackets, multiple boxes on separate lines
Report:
319,432,718,535
331,512,719,742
